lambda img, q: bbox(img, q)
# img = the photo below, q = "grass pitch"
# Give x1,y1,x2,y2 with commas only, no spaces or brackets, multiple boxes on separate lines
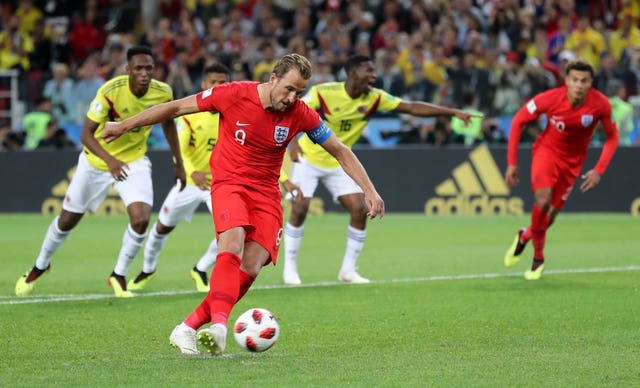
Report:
1,213,639,386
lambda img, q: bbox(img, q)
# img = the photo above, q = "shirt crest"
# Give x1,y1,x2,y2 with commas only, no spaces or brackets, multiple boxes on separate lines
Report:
581,115,593,127
274,125,290,144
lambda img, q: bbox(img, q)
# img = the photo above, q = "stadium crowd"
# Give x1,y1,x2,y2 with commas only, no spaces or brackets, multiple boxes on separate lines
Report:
0,0,639,150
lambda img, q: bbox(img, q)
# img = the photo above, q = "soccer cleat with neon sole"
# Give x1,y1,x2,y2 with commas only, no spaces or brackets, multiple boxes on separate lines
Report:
169,324,199,355
127,271,157,291
108,274,134,298
197,324,227,355
15,265,50,296
504,228,527,268
189,267,209,292
524,264,545,280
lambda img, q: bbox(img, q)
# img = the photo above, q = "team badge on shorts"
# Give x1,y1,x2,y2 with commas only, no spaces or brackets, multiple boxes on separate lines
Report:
581,115,593,127
274,126,290,144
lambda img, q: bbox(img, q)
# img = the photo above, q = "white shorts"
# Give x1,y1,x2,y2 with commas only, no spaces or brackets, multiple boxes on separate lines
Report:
157,183,212,226
63,152,154,213
289,156,362,202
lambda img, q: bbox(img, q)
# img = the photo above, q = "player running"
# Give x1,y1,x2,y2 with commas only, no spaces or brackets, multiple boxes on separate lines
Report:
503,59,619,280
282,55,476,285
15,45,186,297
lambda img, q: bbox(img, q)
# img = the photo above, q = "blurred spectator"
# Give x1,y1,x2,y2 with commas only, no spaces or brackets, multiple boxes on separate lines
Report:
15,0,43,35
493,52,525,116
72,55,104,124
68,5,106,63
100,42,126,80
546,13,573,64
521,57,555,100
166,50,194,99
21,96,52,150
606,79,636,146
372,48,405,97
0,122,24,150
450,92,504,145
43,62,75,125
309,55,336,85
564,13,606,70
253,42,277,81
35,122,75,150
446,51,491,113
609,10,640,62
0,14,34,72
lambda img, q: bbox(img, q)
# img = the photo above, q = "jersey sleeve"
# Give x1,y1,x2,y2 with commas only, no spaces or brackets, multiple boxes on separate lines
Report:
86,88,110,124
507,91,552,166
593,100,619,175
375,89,402,112
196,83,235,114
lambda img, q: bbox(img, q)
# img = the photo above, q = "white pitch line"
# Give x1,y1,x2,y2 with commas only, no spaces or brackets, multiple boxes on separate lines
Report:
2,265,639,306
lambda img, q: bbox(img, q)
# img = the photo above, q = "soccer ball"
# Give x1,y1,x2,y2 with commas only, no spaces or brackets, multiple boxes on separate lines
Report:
233,308,280,352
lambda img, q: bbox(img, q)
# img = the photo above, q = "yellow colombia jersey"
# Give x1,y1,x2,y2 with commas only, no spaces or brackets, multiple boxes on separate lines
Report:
177,111,219,186
300,82,401,168
85,75,173,171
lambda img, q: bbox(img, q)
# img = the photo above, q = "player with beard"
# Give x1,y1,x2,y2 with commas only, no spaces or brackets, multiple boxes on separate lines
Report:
101,53,385,355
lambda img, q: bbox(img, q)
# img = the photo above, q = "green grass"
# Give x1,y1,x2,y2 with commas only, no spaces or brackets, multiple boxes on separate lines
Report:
1,213,639,387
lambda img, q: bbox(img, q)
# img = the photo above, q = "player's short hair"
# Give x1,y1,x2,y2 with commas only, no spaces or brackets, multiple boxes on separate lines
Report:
273,53,312,80
204,63,230,76
127,45,153,62
345,55,372,74
565,59,594,78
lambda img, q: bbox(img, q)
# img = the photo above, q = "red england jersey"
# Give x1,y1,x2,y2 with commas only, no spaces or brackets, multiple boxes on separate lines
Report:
508,86,619,175
195,81,324,198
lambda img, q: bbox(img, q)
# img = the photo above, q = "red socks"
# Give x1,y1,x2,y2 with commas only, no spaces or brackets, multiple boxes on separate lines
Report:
530,204,549,259
210,252,242,326
237,269,255,302
183,253,256,330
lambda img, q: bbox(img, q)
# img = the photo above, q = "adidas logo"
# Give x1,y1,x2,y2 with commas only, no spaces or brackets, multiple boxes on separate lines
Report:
425,145,524,215
41,166,126,216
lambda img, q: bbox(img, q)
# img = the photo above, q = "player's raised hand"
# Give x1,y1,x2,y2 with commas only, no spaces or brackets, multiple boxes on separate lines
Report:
580,169,601,192
364,191,385,219
102,121,126,143
505,165,519,188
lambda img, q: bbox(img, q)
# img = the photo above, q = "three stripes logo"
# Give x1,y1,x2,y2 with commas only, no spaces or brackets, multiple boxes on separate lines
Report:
425,146,524,215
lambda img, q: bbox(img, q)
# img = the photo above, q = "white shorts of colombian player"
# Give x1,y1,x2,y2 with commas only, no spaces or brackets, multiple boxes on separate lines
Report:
63,152,154,213
289,156,363,203
158,183,212,226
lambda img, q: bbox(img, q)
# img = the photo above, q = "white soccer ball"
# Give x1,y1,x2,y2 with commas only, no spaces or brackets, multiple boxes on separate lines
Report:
233,308,280,352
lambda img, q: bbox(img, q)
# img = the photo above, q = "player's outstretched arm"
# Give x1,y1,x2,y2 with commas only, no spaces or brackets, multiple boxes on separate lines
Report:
394,101,482,126
320,133,384,219
102,95,202,143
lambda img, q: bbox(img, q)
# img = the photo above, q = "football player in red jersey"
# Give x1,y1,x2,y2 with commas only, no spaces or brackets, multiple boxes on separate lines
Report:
102,53,384,355
503,59,619,280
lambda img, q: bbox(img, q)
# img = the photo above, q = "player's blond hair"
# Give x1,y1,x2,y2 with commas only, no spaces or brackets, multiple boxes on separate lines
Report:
272,53,312,80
